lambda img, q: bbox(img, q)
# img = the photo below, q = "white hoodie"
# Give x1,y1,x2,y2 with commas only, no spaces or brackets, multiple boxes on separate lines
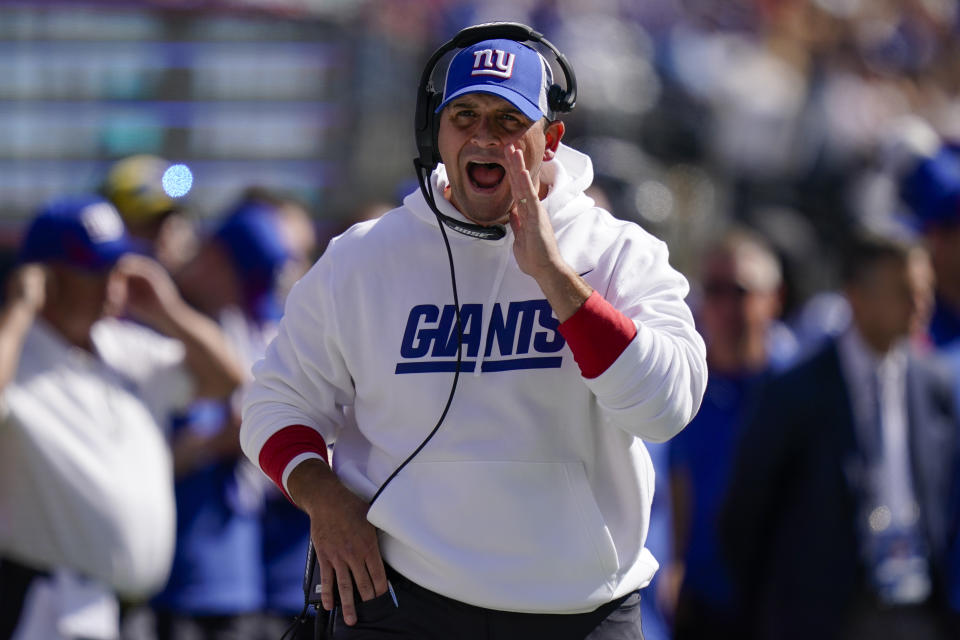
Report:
241,144,707,614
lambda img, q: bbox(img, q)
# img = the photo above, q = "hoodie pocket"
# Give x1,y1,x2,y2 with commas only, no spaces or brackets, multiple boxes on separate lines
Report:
367,459,620,611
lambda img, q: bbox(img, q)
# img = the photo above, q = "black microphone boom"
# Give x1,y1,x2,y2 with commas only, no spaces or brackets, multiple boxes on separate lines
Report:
413,159,506,241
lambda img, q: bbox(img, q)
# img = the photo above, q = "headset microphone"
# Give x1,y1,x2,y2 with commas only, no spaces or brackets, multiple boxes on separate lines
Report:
411,162,507,240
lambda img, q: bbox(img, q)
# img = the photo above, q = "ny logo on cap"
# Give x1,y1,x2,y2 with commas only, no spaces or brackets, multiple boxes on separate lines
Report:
80,203,124,243
471,49,515,79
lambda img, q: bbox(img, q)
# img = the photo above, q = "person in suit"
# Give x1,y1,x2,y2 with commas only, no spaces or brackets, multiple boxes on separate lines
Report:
720,234,959,640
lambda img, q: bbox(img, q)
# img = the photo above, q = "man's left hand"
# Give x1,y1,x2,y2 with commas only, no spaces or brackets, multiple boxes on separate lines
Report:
115,254,186,333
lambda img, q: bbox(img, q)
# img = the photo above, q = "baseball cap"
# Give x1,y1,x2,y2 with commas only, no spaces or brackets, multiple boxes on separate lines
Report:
213,202,292,322
436,38,554,122
899,143,960,230
19,196,135,271
102,154,178,224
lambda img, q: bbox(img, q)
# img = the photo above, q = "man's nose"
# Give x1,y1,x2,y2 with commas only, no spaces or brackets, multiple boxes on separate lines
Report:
470,117,501,147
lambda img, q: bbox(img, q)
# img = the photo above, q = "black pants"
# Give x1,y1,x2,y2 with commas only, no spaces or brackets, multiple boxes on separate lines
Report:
153,611,266,640
260,613,321,640
327,566,644,640
841,592,953,640
672,589,740,640
0,556,49,640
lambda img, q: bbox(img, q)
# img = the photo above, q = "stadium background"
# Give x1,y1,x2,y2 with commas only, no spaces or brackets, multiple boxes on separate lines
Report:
2,0,959,636
4,0,958,311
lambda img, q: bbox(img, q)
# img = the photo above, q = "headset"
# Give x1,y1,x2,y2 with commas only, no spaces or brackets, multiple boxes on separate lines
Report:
286,23,577,639
412,21,578,241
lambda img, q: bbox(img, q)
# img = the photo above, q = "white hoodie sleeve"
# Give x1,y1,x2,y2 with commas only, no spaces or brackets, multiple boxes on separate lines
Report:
583,232,707,443
240,252,354,466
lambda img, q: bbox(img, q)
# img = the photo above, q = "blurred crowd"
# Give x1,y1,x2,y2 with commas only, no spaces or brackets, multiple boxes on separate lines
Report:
0,152,324,640
1,0,960,639
346,0,960,301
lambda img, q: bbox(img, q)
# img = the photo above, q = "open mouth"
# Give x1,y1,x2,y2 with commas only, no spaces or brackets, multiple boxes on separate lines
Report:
467,161,506,191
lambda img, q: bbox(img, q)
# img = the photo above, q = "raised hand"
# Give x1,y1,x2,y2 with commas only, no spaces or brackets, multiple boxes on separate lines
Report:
6,264,47,316
114,253,245,399
504,143,565,281
504,143,591,322
114,254,184,333
0,264,49,392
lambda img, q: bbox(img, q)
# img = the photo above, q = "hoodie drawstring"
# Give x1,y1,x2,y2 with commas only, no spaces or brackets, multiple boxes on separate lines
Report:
473,239,512,377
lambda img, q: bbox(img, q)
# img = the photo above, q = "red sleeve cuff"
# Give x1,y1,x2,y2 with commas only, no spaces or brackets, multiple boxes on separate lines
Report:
557,291,637,379
258,424,328,502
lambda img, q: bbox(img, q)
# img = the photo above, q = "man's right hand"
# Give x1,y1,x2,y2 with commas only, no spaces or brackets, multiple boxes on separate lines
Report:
0,264,48,393
287,458,389,627
6,264,47,315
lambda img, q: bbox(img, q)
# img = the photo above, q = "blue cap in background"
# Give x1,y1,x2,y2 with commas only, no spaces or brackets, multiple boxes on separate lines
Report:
213,202,291,322
436,38,553,122
900,143,960,230
19,196,135,271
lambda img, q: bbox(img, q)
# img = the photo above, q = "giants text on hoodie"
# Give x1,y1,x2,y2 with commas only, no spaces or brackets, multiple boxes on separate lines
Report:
397,299,565,373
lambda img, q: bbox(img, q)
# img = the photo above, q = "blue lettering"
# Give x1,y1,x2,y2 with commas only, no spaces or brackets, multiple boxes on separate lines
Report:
513,300,538,355
400,305,438,358
459,304,483,358
485,301,520,357
533,299,565,353
431,305,458,357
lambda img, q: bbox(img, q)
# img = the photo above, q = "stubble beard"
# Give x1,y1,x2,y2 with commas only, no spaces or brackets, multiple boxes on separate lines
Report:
448,180,511,227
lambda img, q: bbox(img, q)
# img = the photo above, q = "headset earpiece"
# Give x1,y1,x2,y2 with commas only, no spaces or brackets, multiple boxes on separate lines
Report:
546,46,576,115
414,87,443,169
547,84,571,116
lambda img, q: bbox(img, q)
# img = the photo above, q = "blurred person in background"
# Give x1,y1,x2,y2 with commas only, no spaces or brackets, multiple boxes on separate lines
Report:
637,440,675,640
102,154,200,275
150,195,314,640
230,189,322,640
0,196,244,640
236,186,320,307
580,180,676,640
638,0,960,302
899,141,960,350
721,234,958,640
899,139,960,620
664,228,793,639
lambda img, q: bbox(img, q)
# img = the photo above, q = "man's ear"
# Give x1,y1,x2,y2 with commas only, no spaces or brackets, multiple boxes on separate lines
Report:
543,120,565,161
